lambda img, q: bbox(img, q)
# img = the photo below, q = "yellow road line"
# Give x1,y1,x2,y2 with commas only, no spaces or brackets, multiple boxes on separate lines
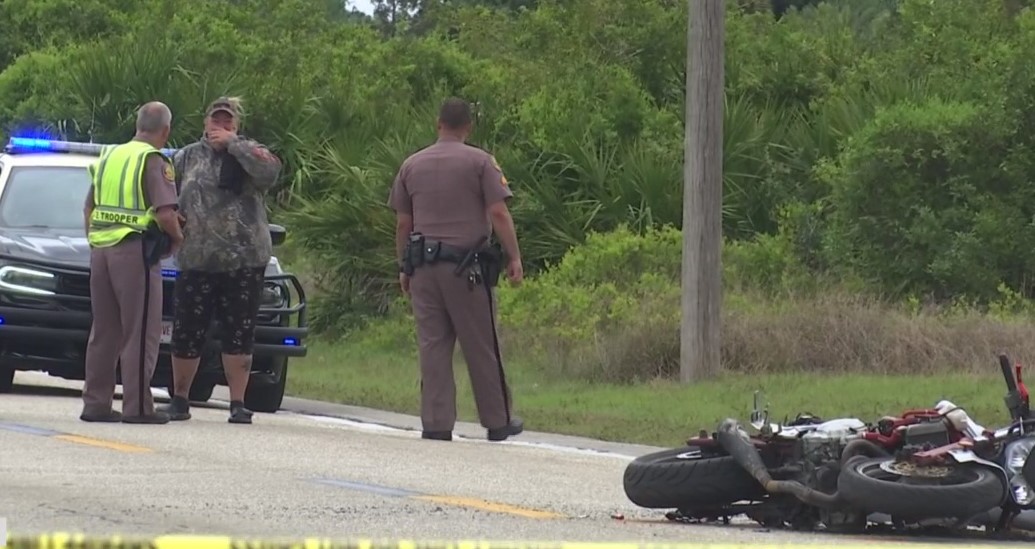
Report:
413,494,564,519
52,434,152,453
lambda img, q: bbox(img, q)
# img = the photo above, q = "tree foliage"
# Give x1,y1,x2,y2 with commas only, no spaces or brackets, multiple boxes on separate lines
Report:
3,0,1035,331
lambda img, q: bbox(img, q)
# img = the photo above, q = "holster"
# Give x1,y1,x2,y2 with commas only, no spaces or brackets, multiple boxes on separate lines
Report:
142,223,171,267
475,243,504,288
401,233,425,275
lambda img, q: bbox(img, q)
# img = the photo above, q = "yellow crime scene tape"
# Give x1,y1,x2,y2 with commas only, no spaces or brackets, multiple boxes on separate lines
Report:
0,536,1006,549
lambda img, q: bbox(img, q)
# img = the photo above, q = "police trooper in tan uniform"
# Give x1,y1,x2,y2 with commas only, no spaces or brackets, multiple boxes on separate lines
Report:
388,98,525,442
80,101,184,424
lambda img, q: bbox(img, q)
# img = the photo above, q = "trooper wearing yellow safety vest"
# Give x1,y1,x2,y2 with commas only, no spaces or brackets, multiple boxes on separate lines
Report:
80,101,185,424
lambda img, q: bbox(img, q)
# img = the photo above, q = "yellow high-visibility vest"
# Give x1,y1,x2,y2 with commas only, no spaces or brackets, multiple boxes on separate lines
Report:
87,140,172,247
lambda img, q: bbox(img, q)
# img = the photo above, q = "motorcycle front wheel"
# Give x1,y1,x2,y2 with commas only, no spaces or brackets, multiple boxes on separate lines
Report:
622,445,765,509
837,456,1006,519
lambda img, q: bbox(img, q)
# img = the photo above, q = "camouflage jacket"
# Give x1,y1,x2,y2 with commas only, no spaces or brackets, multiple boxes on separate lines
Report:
171,135,282,272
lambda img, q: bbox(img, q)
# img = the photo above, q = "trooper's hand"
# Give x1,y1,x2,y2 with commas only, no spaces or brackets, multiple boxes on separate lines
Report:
399,272,411,296
506,258,523,286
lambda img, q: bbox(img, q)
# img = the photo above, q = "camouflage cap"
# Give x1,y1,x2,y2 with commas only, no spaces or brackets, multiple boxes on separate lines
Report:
206,96,239,118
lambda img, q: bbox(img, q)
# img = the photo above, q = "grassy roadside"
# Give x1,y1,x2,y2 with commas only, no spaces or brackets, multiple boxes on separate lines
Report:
283,336,1015,447
273,228,1033,448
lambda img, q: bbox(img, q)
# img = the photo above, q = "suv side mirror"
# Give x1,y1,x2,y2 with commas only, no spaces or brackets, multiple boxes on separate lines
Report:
270,224,287,246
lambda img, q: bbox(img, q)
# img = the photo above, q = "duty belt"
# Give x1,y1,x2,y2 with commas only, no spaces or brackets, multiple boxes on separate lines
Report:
427,241,468,263
401,233,502,288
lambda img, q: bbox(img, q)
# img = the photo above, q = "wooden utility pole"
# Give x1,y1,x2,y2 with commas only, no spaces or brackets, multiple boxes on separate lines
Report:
680,0,725,383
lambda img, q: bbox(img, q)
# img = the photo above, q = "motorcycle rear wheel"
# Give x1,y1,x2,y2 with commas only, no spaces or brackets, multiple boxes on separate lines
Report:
837,456,1005,519
622,445,765,509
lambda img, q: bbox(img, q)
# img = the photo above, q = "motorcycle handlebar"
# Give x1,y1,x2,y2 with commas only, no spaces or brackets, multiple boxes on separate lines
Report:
999,353,1018,392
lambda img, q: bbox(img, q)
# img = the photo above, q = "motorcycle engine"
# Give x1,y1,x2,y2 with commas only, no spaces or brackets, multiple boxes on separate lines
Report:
800,418,867,465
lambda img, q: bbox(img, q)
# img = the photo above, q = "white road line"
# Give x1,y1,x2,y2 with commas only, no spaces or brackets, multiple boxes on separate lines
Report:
101,378,636,461
295,413,638,460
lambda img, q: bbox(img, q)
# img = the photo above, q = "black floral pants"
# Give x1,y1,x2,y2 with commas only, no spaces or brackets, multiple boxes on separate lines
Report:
171,267,266,358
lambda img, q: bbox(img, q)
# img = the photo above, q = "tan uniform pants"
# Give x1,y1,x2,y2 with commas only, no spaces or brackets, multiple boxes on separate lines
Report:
81,236,163,418
410,262,513,432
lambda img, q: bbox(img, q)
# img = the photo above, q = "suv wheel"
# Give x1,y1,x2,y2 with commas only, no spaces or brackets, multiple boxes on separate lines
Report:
0,365,13,393
244,361,288,413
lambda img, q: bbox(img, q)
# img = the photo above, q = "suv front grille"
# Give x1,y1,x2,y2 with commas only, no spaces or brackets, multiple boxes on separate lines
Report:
2,259,278,323
57,274,89,295
23,271,177,314
53,271,91,313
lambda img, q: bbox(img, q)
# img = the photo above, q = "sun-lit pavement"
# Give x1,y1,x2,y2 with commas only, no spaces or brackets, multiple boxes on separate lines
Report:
0,372,1026,546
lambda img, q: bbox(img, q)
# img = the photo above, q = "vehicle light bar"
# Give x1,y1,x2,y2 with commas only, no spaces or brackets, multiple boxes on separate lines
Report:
4,137,178,157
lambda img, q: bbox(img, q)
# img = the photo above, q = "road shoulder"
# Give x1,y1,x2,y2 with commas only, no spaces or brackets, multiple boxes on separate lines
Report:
211,386,666,458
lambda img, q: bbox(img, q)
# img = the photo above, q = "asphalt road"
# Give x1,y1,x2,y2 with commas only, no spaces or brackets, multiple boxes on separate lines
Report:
0,371,1030,547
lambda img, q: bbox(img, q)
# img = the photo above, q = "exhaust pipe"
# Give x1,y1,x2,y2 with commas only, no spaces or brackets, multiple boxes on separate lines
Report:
715,418,845,509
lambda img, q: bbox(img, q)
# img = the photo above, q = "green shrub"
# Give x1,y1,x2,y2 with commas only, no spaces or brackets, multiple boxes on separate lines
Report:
495,225,815,381
820,98,1035,302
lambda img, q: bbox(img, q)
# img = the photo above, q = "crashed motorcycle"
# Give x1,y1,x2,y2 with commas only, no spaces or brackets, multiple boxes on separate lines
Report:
622,389,982,531
834,353,1035,533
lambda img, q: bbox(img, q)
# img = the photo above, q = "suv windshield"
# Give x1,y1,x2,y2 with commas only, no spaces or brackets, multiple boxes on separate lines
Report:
0,165,91,230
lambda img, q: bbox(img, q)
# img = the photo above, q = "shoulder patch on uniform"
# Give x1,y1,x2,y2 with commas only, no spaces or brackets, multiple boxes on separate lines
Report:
162,162,175,183
490,155,508,186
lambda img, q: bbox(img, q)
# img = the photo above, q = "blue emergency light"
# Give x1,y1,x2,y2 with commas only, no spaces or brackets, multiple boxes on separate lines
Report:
283,337,299,346
5,137,178,157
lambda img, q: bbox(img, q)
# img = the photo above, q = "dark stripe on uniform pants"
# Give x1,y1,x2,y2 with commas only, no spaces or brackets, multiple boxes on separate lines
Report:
481,270,512,425
138,238,150,417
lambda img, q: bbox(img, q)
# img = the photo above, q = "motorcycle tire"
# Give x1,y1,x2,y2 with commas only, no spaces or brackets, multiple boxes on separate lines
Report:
837,456,1006,519
622,445,765,509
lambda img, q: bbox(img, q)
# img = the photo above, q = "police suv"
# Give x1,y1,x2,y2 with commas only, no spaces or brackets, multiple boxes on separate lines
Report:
0,137,308,412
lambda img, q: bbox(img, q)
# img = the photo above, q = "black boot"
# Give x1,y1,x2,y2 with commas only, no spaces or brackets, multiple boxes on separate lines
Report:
122,411,171,424
487,417,524,441
80,409,123,422
422,430,452,441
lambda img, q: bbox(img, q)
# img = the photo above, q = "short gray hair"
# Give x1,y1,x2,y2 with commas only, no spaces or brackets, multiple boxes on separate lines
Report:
136,101,172,133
